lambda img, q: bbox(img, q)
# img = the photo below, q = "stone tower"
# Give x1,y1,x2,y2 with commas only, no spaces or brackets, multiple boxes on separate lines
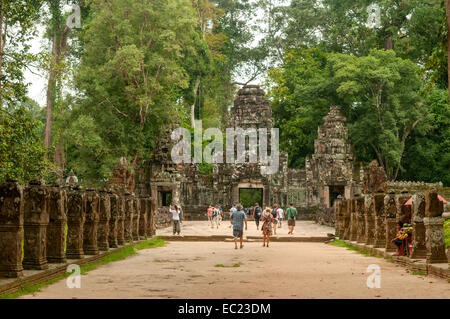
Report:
229,85,273,129
213,85,288,208
306,105,354,208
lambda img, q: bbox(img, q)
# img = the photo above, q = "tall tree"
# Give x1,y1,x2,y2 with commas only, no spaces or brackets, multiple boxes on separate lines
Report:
0,0,42,107
73,0,203,180
268,48,430,180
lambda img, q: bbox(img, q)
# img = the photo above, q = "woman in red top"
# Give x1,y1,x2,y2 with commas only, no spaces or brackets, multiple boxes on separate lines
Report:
207,206,214,228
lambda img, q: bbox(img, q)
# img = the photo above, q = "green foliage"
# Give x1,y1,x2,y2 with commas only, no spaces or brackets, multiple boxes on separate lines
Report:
135,237,167,250
198,163,213,175
0,0,42,107
239,189,262,209
69,0,204,181
267,48,338,168
399,88,450,185
0,106,48,184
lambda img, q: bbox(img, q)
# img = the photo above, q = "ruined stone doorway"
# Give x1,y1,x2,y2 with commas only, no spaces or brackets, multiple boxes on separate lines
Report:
239,188,263,211
329,185,345,207
160,191,172,207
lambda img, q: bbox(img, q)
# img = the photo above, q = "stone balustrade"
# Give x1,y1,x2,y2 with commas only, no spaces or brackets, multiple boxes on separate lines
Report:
335,188,448,266
0,181,155,278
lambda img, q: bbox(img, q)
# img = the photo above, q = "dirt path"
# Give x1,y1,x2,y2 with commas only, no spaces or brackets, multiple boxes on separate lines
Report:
157,220,333,238
21,242,450,299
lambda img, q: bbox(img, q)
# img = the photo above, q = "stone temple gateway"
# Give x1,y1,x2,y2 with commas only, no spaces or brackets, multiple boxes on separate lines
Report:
131,85,365,223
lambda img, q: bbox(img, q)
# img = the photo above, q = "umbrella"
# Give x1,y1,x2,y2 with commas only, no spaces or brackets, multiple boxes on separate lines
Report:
404,195,447,206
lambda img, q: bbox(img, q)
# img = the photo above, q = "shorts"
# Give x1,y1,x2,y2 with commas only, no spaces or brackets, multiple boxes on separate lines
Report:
288,220,295,226
273,219,278,224
233,228,243,238
394,239,402,247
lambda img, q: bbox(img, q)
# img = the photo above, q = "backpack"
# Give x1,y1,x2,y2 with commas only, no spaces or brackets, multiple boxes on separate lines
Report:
271,209,277,218
254,206,261,216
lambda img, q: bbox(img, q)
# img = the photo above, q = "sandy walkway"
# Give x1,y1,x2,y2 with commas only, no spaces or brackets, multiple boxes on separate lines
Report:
157,220,334,238
21,241,449,299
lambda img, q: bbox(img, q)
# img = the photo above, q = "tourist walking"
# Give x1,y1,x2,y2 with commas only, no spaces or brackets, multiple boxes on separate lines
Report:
218,204,223,225
169,204,182,235
230,204,247,249
213,205,220,229
286,203,298,235
229,204,237,228
261,207,274,247
207,205,214,228
252,203,262,230
277,206,284,228
271,204,280,235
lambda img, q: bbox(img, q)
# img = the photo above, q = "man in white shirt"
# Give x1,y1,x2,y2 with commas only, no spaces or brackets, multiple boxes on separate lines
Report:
277,207,284,228
169,204,181,235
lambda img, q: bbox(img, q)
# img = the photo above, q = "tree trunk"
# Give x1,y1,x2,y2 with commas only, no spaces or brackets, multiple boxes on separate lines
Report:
446,0,450,103
191,76,201,128
384,38,393,50
43,35,58,153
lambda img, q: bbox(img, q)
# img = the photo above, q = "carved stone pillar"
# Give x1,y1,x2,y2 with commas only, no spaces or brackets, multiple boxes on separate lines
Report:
23,180,50,270
356,196,365,243
139,197,148,240
46,183,67,263
333,197,343,238
124,193,134,243
83,189,99,255
364,194,375,245
117,194,126,245
349,198,358,241
146,198,155,237
97,190,111,251
0,179,24,278
384,192,397,252
66,187,85,259
132,196,140,241
373,192,386,248
341,199,349,240
410,192,427,259
396,190,412,224
108,192,119,248
423,190,447,264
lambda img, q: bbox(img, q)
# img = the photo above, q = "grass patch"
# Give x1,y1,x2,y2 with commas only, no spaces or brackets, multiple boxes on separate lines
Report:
0,237,166,299
412,270,427,276
135,237,166,250
328,240,376,257
214,263,241,268
80,245,136,274
444,220,450,249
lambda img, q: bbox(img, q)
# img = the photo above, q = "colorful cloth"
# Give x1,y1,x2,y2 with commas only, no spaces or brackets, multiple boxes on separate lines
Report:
262,211,273,236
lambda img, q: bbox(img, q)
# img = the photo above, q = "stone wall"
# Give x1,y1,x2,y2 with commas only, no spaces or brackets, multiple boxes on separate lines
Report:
0,180,155,278
335,187,448,265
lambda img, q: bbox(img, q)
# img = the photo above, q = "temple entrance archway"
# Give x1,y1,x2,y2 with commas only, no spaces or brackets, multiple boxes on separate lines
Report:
239,188,263,211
